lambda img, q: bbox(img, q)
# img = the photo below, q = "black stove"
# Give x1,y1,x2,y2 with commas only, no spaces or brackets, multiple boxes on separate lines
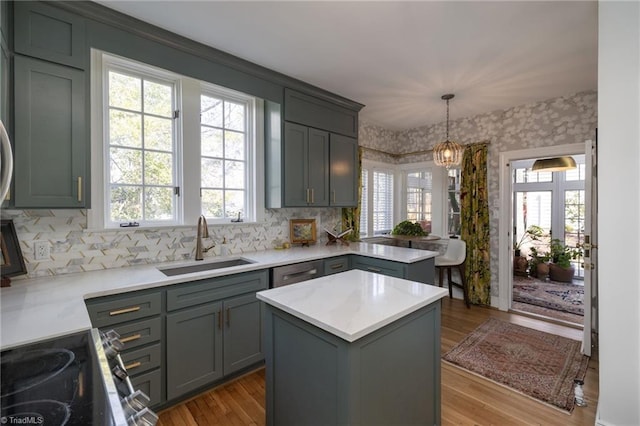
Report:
1,330,111,426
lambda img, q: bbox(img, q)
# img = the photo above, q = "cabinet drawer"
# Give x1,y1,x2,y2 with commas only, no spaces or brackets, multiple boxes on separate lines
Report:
324,256,350,275
86,291,162,327
351,256,405,279
121,342,161,376
167,270,268,311
102,317,161,351
130,368,164,408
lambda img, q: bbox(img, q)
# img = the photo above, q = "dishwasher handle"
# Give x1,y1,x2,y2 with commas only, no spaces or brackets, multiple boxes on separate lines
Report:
283,268,318,281
272,260,324,287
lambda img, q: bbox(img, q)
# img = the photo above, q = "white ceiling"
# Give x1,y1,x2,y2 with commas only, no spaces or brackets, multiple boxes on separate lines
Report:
95,1,598,131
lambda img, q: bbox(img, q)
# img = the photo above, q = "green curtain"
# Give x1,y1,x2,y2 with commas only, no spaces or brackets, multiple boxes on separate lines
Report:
460,143,491,305
341,147,363,241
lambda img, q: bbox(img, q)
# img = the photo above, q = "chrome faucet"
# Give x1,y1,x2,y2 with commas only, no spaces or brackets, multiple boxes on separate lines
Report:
195,215,215,260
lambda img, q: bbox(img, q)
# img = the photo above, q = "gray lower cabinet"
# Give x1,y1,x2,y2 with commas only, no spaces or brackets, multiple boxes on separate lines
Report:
324,256,350,275
223,292,265,375
86,289,165,407
166,302,224,400
165,270,268,401
13,55,87,208
264,300,441,425
351,255,435,285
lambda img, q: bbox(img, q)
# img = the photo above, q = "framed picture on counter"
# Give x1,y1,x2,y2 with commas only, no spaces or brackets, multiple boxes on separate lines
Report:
290,219,317,246
1,219,27,280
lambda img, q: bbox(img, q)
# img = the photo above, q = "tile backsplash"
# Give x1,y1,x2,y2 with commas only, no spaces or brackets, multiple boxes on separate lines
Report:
2,208,341,279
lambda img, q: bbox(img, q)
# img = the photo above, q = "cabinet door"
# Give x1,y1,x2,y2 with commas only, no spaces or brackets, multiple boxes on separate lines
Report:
223,293,264,375
307,128,329,206
166,302,223,400
13,55,87,208
283,122,309,206
13,1,86,69
329,134,358,207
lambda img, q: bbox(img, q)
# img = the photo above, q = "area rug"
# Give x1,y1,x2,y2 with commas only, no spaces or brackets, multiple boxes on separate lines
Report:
513,276,584,316
442,318,589,412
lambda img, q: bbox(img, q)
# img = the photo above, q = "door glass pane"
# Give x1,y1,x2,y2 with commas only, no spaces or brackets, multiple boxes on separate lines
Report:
515,191,552,257
565,190,585,277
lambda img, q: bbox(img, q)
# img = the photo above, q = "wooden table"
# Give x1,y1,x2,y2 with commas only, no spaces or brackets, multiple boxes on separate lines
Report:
382,234,440,248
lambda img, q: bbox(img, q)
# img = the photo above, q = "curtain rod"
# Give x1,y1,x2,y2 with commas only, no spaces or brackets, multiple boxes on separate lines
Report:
360,140,490,159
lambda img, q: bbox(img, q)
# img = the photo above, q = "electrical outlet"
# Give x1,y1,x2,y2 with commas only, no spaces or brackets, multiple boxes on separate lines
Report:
34,241,50,260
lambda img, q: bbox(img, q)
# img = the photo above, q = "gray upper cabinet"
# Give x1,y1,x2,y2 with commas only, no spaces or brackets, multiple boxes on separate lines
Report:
283,122,329,207
13,1,86,69
13,55,87,208
284,88,358,138
329,133,358,207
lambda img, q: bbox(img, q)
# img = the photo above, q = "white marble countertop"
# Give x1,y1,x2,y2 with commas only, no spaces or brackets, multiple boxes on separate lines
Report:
256,269,447,342
1,243,437,350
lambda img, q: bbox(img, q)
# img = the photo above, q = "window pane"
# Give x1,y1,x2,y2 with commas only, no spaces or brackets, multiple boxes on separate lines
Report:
144,116,172,151
360,169,368,238
406,170,432,224
144,151,173,186
110,185,142,221
201,189,223,218
201,127,223,158
565,163,586,181
144,187,174,220
225,160,244,189
225,101,245,131
201,158,223,188
110,148,142,184
225,190,244,218
201,95,223,127
109,72,141,111
144,80,172,117
110,110,142,148
373,171,393,234
225,131,245,160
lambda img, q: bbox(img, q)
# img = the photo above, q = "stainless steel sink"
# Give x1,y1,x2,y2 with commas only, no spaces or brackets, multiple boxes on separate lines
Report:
159,258,255,276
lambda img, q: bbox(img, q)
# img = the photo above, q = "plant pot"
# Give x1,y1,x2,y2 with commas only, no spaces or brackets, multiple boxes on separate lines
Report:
513,255,529,276
535,263,549,280
548,263,575,283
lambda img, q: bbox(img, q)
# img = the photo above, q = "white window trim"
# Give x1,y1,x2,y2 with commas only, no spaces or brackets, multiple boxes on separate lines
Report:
360,159,396,238
88,49,264,231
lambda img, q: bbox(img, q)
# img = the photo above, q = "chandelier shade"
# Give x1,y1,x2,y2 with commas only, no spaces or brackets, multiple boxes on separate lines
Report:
433,94,464,169
531,156,577,172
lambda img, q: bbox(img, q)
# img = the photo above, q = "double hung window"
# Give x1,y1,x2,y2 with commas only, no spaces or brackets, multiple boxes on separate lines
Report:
95,52,259,229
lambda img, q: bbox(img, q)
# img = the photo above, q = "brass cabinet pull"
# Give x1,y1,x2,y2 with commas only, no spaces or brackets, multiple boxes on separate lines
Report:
310,188,314,204
124,361,141,370
120,333,142,344
332,190,336,204
226,308,231,327
331,263,344,270
367,267,382,273
77,177,82,202
305,188,309,203
109,306,141,316
217,311,222,331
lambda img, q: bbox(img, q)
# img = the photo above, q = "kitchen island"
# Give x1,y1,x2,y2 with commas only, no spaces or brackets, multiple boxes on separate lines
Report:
257,269,448,426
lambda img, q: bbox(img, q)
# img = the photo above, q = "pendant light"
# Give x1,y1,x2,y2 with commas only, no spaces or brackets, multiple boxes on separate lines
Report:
433,94,463,169
531,156,577,172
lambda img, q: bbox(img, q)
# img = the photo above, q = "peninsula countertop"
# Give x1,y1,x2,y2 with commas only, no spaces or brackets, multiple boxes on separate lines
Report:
257,269,448,342
1,243,438,350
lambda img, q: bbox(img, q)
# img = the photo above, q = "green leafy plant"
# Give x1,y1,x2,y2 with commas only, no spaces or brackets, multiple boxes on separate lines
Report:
391,220,427,236
513,225,546,252
549,239,582,268
528,245,551,271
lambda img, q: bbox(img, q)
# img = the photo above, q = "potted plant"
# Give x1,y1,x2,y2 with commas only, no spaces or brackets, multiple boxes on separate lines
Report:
513,225,545,276
392,220,427,236
548,238,583,282
528,246,551,280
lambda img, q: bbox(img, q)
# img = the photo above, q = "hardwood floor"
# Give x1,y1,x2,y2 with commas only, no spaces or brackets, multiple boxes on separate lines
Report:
158,298,599,426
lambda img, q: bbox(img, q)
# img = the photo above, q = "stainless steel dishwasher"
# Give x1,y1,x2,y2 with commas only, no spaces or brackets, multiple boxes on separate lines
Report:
271,260,324,287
